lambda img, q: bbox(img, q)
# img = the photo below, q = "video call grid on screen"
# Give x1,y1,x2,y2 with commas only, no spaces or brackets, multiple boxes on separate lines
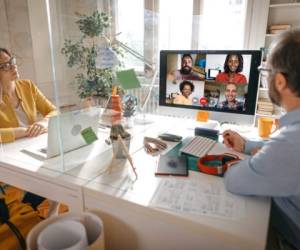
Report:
159,50,262,116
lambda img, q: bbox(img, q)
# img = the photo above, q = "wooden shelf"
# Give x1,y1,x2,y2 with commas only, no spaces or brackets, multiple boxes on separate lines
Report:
265,33,277,37
270,2,300,8
255,112,281,119
259,1,299,119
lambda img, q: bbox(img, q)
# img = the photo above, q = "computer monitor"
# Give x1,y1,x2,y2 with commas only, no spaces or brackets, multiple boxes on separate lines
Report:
159,50,262,125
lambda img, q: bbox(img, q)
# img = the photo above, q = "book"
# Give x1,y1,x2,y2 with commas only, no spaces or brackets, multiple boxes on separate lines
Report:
269,24,291,30
155,155,188,176
257,110,274,115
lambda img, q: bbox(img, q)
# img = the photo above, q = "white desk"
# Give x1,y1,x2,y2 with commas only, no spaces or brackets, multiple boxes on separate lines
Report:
0,115,270,249
0,115,176,211
83,117,270,250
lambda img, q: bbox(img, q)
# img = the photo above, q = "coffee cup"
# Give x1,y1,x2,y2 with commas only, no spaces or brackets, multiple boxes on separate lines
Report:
258,117,278,138
196,111,209,122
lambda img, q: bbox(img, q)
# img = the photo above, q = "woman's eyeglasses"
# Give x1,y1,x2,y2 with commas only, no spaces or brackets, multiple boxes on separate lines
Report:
0,57,17,71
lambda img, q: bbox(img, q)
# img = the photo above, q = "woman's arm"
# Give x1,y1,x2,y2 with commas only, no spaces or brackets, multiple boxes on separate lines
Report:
0,127,28,143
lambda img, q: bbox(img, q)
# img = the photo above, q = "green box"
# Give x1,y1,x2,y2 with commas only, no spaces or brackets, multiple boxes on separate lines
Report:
165,138,200,172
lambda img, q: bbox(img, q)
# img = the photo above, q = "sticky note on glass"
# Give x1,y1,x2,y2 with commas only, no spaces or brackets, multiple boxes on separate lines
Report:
81,127,98,144
116,69,141,90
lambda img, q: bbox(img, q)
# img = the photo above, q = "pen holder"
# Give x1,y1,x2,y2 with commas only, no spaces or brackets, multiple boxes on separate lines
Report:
112,137,131,159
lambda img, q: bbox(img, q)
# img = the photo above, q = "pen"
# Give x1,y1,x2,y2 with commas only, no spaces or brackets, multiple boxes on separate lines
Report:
117,135,138,179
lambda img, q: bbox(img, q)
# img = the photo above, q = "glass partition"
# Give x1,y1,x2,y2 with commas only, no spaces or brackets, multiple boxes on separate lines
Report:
0,0,248,173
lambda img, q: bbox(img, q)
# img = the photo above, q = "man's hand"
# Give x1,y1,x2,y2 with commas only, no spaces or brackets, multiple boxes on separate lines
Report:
26,122,47,137
222,130,246,153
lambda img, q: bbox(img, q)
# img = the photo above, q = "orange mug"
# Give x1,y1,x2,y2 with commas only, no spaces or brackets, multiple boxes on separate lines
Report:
258,117,279,138
196,111,209,122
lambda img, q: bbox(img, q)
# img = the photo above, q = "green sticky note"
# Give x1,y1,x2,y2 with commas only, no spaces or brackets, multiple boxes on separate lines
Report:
81,127,98,144
116,69,141,90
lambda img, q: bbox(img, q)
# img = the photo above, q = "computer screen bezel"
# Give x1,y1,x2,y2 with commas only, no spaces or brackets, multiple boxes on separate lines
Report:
159,50,262,117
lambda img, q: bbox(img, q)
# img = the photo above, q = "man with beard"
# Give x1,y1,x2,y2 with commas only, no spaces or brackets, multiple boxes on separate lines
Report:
216,54,247,84
168,54,204,81
222,29,300,249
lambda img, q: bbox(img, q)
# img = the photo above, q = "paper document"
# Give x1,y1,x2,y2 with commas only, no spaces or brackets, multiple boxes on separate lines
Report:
150,175,246,220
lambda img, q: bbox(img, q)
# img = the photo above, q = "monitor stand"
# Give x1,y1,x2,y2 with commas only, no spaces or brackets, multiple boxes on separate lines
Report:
158,106,255,126
185,119,220,130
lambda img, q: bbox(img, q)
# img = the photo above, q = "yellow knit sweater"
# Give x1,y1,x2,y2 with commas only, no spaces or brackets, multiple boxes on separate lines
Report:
0,79,56,143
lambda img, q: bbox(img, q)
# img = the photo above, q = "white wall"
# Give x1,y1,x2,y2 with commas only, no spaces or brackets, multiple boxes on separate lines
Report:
0,0,36,81
244,0,270,49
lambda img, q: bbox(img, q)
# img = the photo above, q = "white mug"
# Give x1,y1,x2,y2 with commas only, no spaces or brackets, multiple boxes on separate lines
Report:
37,220,88,250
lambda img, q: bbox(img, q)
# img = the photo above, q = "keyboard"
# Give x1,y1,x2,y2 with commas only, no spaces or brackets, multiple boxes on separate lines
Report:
179,136,216,158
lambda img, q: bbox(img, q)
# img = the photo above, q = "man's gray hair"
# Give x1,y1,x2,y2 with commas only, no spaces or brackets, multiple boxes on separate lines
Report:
269,28,300,96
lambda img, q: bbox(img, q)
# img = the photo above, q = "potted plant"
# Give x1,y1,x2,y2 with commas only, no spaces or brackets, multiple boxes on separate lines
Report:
61,10,122,105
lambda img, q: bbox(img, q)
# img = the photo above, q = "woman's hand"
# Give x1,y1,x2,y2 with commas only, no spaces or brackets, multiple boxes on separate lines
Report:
222,130,246,153
26,121,47,137
14,127,28,139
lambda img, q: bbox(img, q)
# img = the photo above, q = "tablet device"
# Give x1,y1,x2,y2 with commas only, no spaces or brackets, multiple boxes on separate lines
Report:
155,155,188,176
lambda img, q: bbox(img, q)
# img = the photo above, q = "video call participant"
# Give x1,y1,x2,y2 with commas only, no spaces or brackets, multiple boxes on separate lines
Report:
223,29,300,249
216,54,247,84
173,80,194,105
0,48,58,216
217,83,244,111
167,54,204,81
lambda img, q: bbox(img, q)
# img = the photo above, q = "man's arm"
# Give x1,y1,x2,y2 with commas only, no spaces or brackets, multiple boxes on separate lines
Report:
223,129,264,154
224,135,299,196
244,140,264,155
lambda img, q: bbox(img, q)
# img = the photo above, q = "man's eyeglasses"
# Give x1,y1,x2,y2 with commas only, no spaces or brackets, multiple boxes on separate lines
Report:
0,57,17,71
257,65,272,78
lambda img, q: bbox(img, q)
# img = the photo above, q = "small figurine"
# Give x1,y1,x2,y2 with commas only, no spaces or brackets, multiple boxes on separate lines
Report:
110,124,131,141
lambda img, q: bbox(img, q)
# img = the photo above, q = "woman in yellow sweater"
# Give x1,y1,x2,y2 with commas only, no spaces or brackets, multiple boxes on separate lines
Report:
0,48,59,214
0,48,56,143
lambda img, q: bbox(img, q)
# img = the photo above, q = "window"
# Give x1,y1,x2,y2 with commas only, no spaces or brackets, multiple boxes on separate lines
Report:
116,0,144,70
197,0,247,49
114,0,248,70
159,0,194,50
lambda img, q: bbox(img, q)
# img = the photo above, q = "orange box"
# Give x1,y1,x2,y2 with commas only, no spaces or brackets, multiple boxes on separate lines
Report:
196,111,209,122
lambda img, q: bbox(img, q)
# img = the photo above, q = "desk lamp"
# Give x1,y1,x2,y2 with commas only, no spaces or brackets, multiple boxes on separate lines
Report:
114,39,158,124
